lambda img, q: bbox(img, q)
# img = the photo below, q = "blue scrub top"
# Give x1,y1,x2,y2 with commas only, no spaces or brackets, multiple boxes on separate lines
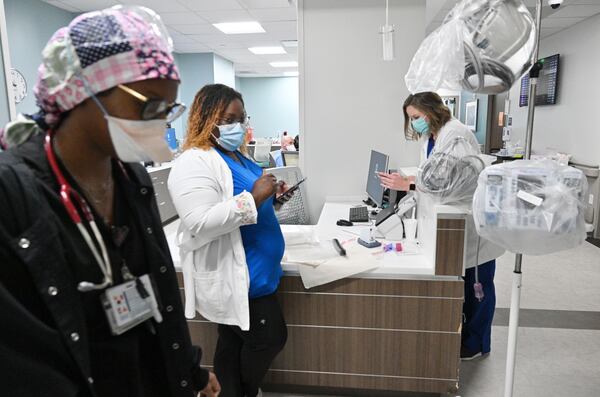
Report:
427,136,435,158
216,149,284,299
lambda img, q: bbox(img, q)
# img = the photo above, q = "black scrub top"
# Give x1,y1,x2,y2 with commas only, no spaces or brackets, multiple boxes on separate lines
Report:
65,164,169,397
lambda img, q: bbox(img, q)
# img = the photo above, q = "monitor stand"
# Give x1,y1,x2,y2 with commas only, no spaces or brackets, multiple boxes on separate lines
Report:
362,197,378,208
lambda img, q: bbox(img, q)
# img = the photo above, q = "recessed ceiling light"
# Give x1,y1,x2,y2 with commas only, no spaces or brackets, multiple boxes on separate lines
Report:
270,61,298,68
281,40,298,48
213,21,265,34
283,71,299,77
249,46,286,55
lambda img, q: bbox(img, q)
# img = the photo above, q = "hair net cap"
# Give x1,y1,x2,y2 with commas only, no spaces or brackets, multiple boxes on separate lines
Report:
34,5,179,126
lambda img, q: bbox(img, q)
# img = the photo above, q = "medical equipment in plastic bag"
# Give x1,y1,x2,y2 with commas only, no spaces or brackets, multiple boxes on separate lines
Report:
405,0,537,94
473,160,588,255
417,136,485,205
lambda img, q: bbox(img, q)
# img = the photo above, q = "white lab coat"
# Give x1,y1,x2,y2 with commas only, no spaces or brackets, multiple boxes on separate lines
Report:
168,147,257,330
419,118,505,269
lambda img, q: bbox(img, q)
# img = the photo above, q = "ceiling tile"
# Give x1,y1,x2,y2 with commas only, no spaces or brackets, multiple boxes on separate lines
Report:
195,9,255,23
177,0,244,11
540,16,586,28
239,0,291,9
249,7,296,22
58,0,117,11
168,24,219,35
238,37,282,46
548,4,600,19
209,42,249,50
44,0,81,12
119,0,190,12
191,32,268,44
167,28,197,43
261,21,297,40
160,12,208,25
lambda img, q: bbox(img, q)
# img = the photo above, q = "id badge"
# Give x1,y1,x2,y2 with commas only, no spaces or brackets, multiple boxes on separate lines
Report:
101,274,163,335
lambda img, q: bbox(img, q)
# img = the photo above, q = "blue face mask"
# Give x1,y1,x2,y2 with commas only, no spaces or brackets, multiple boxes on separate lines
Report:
214,122,246,151
411,117,430,135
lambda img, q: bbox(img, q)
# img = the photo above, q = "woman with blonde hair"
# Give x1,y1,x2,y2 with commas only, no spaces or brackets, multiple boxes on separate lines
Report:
168,84,289,397
379,91,504,361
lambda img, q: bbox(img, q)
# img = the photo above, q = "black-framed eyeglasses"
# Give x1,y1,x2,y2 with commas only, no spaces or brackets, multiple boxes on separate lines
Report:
217,115,250,129
118,84,186,123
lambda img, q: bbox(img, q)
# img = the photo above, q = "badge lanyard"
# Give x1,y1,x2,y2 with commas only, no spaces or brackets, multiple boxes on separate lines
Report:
45,130,113,292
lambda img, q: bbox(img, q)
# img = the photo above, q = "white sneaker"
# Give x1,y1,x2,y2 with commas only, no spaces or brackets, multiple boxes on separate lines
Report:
256,388,263,397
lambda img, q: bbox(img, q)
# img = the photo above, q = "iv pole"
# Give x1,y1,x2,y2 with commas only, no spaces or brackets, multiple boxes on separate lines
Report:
504,1,543,396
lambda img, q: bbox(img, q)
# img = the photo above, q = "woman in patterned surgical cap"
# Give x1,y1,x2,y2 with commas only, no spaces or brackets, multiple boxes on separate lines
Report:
0,6,220,397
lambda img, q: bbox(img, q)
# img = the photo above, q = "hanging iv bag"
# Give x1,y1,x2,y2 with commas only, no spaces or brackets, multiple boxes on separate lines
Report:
405,0,537,94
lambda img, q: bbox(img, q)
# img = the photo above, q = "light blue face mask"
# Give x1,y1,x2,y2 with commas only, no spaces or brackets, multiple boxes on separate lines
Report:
214,122,246,151
411,117,430,135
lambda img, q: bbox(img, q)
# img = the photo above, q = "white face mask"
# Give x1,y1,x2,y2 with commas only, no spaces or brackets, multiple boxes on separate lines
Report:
106,115,173,163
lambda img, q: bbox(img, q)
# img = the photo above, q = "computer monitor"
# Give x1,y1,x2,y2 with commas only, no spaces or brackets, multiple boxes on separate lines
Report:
366,150,389,208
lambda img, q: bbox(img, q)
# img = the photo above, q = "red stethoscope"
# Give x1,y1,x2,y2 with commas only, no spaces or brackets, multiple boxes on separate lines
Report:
44,130,113,292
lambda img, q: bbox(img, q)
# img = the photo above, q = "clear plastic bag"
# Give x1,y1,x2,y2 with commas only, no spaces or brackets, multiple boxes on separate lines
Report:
417,136,485,206
405,0,537,94
473,160,588,255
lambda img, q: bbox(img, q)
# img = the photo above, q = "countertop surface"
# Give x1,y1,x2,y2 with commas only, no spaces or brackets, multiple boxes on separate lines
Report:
164,200,465,281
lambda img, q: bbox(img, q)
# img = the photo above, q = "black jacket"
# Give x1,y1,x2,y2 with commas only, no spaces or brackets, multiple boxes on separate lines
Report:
0,134,208,396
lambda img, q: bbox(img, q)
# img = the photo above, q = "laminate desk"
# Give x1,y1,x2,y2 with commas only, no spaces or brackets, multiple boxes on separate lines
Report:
169,200,469,396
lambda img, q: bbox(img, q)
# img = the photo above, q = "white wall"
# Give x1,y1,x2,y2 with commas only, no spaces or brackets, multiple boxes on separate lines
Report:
213,54,235,89
300,0,424,221
237,77,299,139
508,13,600,166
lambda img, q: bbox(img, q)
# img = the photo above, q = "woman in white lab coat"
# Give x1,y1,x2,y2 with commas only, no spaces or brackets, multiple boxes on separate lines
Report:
168,84,289,397
379,91,504,360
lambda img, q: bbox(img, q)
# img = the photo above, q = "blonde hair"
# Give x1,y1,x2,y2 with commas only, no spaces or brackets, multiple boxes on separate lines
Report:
403,92,452,141
183,84,246,152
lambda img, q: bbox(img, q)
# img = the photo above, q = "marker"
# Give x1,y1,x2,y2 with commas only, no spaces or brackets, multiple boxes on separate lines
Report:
332,238,346,256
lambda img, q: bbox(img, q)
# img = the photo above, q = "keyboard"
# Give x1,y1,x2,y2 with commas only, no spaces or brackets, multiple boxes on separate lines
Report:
349,206,370,223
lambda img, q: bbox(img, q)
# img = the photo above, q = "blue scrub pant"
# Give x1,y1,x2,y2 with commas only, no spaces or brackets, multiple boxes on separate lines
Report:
462,260,496,354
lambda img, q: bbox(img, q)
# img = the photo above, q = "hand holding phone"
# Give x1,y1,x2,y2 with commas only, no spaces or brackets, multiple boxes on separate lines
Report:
274,177,307,209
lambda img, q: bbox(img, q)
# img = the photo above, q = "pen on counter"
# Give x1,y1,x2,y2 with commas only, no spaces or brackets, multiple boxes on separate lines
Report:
332,238,346,256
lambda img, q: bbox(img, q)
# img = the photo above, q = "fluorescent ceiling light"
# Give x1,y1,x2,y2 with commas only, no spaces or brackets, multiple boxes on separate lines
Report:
249,46,286,55
270,61,298,68
281,40,298,47
283,71,299,77
213,21,265,34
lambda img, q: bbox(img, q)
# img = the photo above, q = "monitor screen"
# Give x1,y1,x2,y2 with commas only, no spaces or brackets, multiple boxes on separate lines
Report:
519,54,560,107
366,150,389,208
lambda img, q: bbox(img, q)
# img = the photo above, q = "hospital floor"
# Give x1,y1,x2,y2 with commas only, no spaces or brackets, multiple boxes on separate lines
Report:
264,241,600,397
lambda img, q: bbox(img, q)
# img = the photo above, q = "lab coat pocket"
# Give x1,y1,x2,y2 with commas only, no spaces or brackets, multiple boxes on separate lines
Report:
192,270,227,317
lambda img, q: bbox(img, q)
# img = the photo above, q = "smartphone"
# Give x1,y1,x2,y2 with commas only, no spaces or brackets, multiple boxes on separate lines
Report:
280,177,307,198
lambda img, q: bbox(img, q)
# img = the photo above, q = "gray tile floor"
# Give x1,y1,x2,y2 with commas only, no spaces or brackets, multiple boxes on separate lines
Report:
265,242,600,397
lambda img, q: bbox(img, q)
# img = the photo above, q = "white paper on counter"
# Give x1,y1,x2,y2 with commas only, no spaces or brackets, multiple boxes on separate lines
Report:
296,240,380,289
280,225,320,246
284,242,338,266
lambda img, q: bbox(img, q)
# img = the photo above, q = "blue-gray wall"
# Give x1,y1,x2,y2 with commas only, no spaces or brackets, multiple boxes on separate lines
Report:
459,91,489,145
4,0,75,115
237,77,299,139
173,53,215,140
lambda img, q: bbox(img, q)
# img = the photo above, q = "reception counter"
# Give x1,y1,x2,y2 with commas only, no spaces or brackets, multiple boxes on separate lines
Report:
168,200,469,395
